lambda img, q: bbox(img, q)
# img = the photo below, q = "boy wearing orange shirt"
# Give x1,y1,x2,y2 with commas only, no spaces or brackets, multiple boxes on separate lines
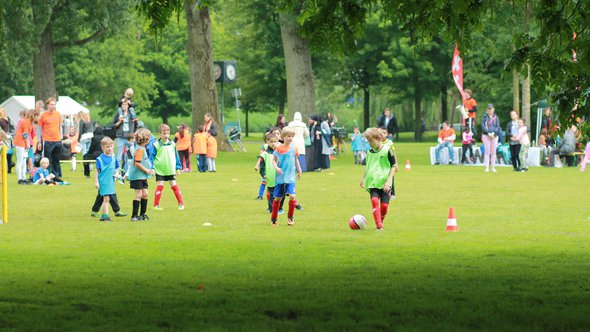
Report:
192,125,208,172
39,97,64,177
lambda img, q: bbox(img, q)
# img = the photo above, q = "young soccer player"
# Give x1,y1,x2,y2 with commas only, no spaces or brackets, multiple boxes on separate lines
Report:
360,128,398,230
151,124,184,210
258,132,279,213
128,128,154,221
192,125,207,172
270,127,302,226
94,137,121,221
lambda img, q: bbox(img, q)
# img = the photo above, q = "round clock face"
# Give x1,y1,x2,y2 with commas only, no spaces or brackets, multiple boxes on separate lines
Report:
212,64,222,81
225,64,236,80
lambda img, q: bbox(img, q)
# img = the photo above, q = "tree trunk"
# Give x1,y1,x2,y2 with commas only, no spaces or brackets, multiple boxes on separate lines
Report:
363,86,370,130
414,91,422,142
512,66,520,115
33,22,57,101
521,65,531,125
279,12,316,121
184,3,227,149
440,84,448,122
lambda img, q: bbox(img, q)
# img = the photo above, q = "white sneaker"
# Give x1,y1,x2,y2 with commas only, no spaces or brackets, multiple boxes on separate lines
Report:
492,168,497,173
485,168,489,172
178,204,185,210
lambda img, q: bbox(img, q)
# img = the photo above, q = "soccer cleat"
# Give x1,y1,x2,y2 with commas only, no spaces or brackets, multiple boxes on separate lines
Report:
266,208,271,213
115,211,128,217
153,206,164,210
271,218,278,226
178,204,185,210
140,214,150,221
255,196,263,200
90,211,98,217
278,209,285,215
130,216,140,222
448,161,453,165
295,204,303,211
287,218,294,226
99,217,112,222
434,162,440,165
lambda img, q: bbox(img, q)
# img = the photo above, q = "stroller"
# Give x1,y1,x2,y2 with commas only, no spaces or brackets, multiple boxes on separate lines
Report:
224,122,246,152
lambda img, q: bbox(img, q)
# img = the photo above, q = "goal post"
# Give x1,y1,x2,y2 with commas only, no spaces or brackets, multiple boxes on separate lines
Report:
0,146,7,224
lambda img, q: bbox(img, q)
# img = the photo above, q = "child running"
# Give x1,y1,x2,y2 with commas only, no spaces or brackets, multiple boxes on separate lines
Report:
128,128,154,221
94,137,121,221
360,128,398,230
258,132,279,213
270,127,302,226
152,124,185,210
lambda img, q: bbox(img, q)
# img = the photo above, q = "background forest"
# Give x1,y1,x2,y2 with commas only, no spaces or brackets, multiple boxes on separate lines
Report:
0,0,587,141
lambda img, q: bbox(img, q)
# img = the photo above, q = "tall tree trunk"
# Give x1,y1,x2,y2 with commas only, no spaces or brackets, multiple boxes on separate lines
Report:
521,65,531,125
414,91,422,142
512,67,520,114
184,3,227,149
440,84,448,122
33,23,57,101
279,12,316,121
363,86,370,130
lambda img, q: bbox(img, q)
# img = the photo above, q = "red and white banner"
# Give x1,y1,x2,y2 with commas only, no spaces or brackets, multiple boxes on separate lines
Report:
451,44,466,100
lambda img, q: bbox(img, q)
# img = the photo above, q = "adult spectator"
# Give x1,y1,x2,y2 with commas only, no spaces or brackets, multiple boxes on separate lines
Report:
541,107,559,146
463,89,478,136
311,115,324,171
203,113,218,137
326,112,338,128
547,125,578,167
481,104,501,172
112,99,137,172
306,115,318,172
77,111,94,156
319,115,332,170
434,121,456,165
377,108,399,140
506,110,521,171
39,98,63,177
83,126,105,178
288,112,310,172
276,113,287,130
14,109,37,184
0,108,14,173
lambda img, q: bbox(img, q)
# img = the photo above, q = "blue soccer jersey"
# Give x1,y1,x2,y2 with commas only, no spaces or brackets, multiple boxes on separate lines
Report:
273,144,298,184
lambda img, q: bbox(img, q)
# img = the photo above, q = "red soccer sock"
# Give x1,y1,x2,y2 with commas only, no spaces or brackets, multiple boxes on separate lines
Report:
288,199,298,219
154,184,164,206
371,197,382,228
172,185,184,205
380,203,389,222
271,199,281,221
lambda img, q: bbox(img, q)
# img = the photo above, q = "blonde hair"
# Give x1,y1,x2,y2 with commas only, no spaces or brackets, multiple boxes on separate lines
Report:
0,107,7,120
134,128,151,145
158,124,171,133
363,127,381,140
100,136,114,147
265,132,278,142
40,157,50,166
280,126,295,137
78,111,90,123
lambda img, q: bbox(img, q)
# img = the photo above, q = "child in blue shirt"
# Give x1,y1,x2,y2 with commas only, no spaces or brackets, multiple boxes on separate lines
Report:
33,157,67,185
128,128,155,221
350,126,369,164
94,137,120,221
270,127,302,226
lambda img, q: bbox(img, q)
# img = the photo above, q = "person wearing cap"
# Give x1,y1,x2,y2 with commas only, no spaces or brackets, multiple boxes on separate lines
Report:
463,89,478,135
434,121,456,165
481,104,502,172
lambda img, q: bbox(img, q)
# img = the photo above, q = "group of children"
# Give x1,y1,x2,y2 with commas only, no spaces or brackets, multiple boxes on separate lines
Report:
92,125,185,222
255,125,397,230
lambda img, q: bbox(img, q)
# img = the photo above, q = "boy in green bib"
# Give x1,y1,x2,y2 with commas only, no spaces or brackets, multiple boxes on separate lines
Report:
360,128,397,230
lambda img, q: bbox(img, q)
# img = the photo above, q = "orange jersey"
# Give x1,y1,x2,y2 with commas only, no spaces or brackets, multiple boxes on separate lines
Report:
274,144,299,156
175,129,192,151
193,133,207,154
463,98,477,119
206,136,217,158
14,119,36,148
39,111,62,141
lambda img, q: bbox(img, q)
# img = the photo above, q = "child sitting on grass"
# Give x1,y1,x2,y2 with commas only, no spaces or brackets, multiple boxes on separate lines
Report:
360,128,397,230
151,124,184,210
33,157,69,185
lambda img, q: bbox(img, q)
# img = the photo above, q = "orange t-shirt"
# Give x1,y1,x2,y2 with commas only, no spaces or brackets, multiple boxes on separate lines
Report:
463,98,477,119
274,144,299,156
206,136,218,158
438,128,456,143
175,129,192,151
14,119,36,148
193,133,207,155
39,111,62,142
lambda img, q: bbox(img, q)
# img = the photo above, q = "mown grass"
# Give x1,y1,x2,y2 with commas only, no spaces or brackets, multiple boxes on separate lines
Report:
0,137,589,331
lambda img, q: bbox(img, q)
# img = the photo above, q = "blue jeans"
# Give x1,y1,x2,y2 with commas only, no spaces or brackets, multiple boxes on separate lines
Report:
435,141,454,163
115,137,130,171
197,154,207,172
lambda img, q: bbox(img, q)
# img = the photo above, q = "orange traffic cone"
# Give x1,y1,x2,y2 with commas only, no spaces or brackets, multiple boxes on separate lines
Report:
446,207,458,232
405,159,411,171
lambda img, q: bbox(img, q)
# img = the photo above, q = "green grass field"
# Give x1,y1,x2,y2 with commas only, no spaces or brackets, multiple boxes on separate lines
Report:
1,137,589,331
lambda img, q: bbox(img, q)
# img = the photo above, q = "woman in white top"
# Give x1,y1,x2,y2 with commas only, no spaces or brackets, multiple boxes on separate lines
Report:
288,112,310,172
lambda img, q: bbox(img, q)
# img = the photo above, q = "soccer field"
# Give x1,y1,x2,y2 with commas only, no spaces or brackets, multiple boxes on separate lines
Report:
0,140,589,331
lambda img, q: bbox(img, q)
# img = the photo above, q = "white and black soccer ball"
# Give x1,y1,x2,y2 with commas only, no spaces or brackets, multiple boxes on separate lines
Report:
348,214,367,230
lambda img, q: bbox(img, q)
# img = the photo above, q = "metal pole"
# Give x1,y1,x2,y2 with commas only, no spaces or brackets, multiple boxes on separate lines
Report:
220,81,225,125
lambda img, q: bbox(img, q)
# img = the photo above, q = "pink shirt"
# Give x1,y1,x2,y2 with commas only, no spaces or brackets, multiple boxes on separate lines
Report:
462,131,473,145
514,126,530,145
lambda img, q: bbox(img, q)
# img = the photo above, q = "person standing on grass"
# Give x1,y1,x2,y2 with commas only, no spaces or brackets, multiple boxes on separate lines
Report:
94,137,122,222
270,127,302,226
151,124,184,211
38,98,64,177
360,128,397,230
174,124,192,172
192,125,208,173
113,99,137,175
506,111,522,171
481,104,501,172
288,112,309,172
463,89,478,136
128,128,154,221
14,109,37,184
259,132,279,213
511,119,530,172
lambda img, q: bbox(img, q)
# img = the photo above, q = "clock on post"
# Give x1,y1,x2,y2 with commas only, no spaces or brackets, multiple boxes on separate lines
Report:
212,60,237,83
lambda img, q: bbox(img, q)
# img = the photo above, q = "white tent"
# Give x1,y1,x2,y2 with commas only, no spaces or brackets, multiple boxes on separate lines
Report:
0,95,90,129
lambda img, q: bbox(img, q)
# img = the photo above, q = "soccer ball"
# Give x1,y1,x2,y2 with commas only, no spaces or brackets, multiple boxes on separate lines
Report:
348,214,367,230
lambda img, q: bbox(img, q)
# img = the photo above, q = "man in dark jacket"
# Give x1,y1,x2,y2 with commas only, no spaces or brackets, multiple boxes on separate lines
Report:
377,108,399,140
83,126,105,177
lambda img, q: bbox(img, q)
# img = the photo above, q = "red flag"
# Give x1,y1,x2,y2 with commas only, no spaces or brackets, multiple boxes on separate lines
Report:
452,44,466,100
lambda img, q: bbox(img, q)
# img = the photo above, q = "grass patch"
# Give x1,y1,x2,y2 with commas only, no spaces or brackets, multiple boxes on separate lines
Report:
0,140,589,330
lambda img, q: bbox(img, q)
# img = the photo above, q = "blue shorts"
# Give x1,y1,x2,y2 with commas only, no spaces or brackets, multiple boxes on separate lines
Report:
273,183,296,198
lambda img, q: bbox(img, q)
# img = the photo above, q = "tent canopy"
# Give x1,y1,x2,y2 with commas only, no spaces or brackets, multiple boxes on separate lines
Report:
0,95,90,128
